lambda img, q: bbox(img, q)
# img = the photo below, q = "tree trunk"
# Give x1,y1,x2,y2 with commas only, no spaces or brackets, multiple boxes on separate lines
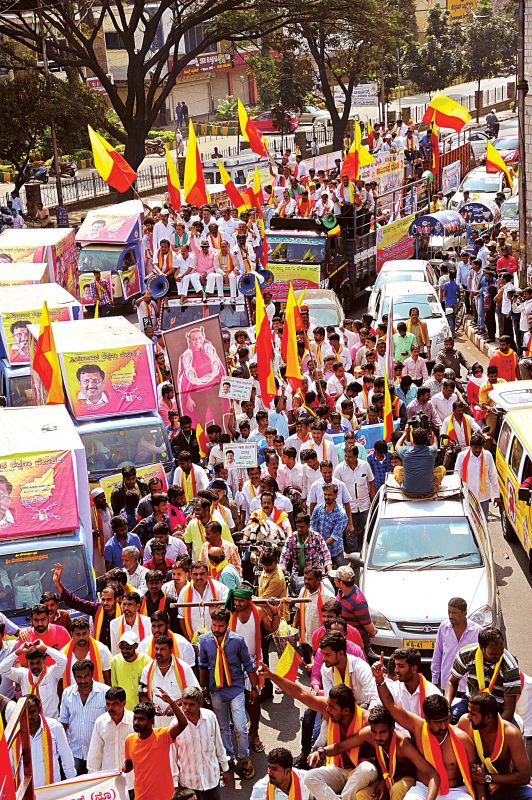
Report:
123,124,150,199
476,77,481,123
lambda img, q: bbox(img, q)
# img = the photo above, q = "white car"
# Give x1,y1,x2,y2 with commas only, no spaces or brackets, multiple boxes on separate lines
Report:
299,105,331,125
500,196,519,231
441,128,491,163
449,166,514,210
354,474,500,663
367,260,438,319
371,280,451,353
303,288,344,328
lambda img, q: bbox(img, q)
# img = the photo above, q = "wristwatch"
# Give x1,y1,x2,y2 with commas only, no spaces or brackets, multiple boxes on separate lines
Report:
484,775,493,785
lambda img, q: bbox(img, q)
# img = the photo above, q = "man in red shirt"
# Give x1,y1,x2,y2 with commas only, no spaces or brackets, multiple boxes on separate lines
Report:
16,603,71,664
489,335,520,382
496,245,518,274
311,597,364,653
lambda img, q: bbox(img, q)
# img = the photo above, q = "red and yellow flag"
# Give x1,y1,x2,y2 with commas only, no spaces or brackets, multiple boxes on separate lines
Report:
275,641,303,681
184,119,209,206
255,278,276,406
422,94,471,132
485,140,513,190
342,121,375,181
33,302,65,404
196,422,208,459
238,99,268,157
88,125,137,193
429,117,440,176
166,145,181,210
218,159,245,209
383,299,394,442
281,283,302,392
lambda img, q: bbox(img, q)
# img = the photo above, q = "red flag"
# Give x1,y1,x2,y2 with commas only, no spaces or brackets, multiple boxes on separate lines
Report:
280,283,302,392
0,714,15,800
429,117,440,176
275,642,303,681
255,279,276,405
33,302,65,404
196,423,208,459
238,99,268,157
165,146,181,210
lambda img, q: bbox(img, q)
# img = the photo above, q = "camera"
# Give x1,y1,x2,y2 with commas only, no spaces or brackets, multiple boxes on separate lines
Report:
409,412,431,431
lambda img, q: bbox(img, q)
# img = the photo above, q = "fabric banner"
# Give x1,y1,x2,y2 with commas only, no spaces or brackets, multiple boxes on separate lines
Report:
1,306,71,365
0,450,78,538
269,263,321,301
99,463,168,504
61,346,156,419
35,770,128,800
164,316,229,433
441,160,461,196
376,214,416,272
361,152,405,208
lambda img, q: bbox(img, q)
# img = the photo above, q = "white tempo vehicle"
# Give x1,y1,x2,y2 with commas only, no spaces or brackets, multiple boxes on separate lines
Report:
371,280,451,353
354,474,500,664
367,260,437,319
449,166,514,210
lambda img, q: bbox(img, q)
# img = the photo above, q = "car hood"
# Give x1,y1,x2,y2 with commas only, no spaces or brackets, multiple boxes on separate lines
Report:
363,566,489,622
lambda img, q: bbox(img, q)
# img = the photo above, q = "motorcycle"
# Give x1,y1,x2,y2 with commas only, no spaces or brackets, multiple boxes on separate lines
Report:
49,160,78,178
23,165,48,184
145,137,165,157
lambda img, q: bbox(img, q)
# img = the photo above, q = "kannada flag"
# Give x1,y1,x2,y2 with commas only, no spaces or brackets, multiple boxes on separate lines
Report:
238,99,268,157
184,119,209,207
196,422,208,459
218,160,246,210
165,146,181,210
341,121,375,181
366,117,372,137
255,278,276,406
485,140,513,190
383,298,394,442
275,641,303,681
422,94,471,133
33,302,65,405
88,125,137,193
281,283,302,392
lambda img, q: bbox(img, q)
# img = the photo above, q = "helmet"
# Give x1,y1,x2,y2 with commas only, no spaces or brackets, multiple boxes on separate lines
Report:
443,368,456,381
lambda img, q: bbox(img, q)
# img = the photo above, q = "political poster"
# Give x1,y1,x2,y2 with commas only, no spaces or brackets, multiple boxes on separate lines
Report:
447,0,476,17
76,207,142,245
79,271,113,307
441,160,462,196
164,316,230,433
0,450,78,539
218,376,253,401
120,264,141,298
269,262,321,301
376,213,416,272
223,442,257,468
52,229,78,297
35,770,128,800
61,346,157,419
1,306,71,365
361,152,405,208
99,463,168,504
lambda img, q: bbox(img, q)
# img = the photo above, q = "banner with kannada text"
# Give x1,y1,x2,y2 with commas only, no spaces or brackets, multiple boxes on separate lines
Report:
376,214,416,273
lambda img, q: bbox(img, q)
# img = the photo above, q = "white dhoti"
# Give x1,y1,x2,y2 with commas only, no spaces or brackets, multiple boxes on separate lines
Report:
179,272,203,295
205,269,224,298
405,783,472,800
304,762,378,800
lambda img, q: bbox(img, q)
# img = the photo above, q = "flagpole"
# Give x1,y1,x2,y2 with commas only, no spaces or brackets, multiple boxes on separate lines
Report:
517,0,527,288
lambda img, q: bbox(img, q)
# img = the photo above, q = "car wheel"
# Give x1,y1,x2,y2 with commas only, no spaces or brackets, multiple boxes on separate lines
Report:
501,508,517,542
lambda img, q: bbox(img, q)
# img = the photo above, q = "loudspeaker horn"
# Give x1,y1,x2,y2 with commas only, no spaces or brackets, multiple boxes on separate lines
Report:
321,212,338,231
147,274,169,299
238,273,256,296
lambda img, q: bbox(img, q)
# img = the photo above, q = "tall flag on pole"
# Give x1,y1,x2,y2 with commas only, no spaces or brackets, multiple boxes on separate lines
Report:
88,125,137,192
165,145,181,210
421,94,471,132
485,140,513,189
184,119,209,206
254,278,276,406
383,299,394,442
33,302,65,404
341,121,375,181
196,422,208,459
429,116,440,176
281,283,302,392
218,160,246,209
238,99,268,157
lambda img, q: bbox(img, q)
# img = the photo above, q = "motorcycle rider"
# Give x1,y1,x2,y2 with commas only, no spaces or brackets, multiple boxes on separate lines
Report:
485,108,500,138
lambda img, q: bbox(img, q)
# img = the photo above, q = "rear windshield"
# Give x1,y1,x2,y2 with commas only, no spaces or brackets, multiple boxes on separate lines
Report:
80,421,169,480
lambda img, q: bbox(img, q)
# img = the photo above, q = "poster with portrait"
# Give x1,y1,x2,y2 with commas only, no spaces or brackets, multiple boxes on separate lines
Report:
1,306,71,365
120,265,141,299
99,463,168,505
218,376,253,401
223,442,257,468
79,271,114,307
76,207,142,245
0,450,78,539
164,316,230,433
60,346,157,419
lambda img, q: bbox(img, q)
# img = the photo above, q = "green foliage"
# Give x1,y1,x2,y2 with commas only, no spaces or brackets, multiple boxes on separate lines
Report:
146,130,175,141
460,1,516,89
403,9,464,94
216,95,238,120
248,39,314,114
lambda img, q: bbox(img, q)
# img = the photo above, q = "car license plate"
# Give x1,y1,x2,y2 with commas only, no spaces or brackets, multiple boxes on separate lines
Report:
403,639,435,650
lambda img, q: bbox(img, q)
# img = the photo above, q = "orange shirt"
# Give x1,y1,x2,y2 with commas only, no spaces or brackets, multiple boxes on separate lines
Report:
125,727,173,800
489,350,518,382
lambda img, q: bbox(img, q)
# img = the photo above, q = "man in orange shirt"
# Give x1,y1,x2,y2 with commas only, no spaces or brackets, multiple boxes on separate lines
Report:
123,690,188,800
489,335,520,382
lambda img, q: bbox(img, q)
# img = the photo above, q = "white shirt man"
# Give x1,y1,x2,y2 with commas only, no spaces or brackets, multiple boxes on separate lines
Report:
455,447,499,505
153,213,175,253
321,654,380,706
174,706,230,793
171,462,209,495
333,459,375,513
110,614,152,655
219,215,239,242
0,646,68,718
388,676,441,720
31,715,76,787
143,535,188,563
139,656,199,725
326,370,355,398
314,194,334,218
87,706,135,790
231,240,257,273
249,492,293,516
307,476,351,508
125,562,149,593
138,631,196,667
431,390,459,425
62,640,112,685
307,436,339,468
440,413,481,448
298,584,334,646
177,579,228,637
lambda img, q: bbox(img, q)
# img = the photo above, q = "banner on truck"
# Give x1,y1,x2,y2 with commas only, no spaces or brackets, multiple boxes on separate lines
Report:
79,271,114,306
61,346,156,419
99,463,168,503
53,229,78,297
36,771,128,800
441,160,462,196
269,262,321,301
376,214,416,272
0,450,78,539
2,306,71,365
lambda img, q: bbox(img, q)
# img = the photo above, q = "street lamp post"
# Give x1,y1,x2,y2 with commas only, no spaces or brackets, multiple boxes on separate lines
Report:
516,0,528,286
37,0,63,208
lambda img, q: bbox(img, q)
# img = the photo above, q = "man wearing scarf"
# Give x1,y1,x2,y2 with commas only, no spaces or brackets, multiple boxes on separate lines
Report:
250,747,310,800
455,434,500,519
26,694,76,787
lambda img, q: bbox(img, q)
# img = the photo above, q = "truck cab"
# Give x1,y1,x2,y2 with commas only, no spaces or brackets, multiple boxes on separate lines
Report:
0,360,34,407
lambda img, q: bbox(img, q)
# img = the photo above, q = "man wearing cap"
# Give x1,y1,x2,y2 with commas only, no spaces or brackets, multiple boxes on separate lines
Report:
153,208,175,253
111,630,151,710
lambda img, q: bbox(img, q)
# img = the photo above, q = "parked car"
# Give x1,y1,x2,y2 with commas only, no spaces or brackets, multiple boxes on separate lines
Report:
299,105,331,125
449,166,514,210
302,288,344,328
367,260,438,318
354,474,500,663
442,128,491,163
481,134,519,167
371,280,451,354
500,195,519,231
252,111,299,133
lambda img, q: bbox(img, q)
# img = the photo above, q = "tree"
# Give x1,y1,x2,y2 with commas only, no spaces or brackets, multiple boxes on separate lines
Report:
0,71,105,191
403,9,464,95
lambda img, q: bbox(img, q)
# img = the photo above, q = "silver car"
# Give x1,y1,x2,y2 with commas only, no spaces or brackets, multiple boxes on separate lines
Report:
354,474,500,664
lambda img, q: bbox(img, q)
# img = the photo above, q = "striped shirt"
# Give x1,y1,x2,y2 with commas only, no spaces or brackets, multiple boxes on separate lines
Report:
58,680,108,758
450,644,521,704
336,585,372,649
174,708,229,790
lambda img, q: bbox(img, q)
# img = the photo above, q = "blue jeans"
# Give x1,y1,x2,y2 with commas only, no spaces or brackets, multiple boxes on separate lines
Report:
450,695,469,724
476,294,485,330
210,690,249,760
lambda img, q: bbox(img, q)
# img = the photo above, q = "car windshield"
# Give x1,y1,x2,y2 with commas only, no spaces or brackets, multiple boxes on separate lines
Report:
382,294,443,319
494,137,518,151
374,271,426,290
78,249,120,273
461,173,500,193
368,517,482,570
495,388,532,405
10,374,34,407
501,201,518,220
80,421,169,479
267,238,326,264
307,305,341,327
0,544,91,616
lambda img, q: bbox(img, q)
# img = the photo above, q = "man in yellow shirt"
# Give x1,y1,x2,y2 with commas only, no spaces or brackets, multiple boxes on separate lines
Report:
479,365,506,437
110,631,151,710
183,497,233,560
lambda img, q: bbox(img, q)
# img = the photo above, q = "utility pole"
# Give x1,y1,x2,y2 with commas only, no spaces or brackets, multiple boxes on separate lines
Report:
516,0,528,287
37,0,64,207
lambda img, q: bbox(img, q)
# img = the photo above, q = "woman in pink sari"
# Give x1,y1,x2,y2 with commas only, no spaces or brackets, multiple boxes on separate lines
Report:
466,362,486,421
176,326,227,429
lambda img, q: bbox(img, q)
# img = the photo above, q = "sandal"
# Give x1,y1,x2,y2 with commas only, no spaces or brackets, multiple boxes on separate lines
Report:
239,758,255,779
251,737,265,753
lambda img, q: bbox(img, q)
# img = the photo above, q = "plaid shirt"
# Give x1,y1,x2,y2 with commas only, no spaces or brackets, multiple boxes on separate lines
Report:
367,452,392,490
310,503,347,558
89,278,112,305
279,530,332,576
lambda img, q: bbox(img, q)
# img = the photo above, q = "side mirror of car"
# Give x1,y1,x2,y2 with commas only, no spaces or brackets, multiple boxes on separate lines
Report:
518,487,532,503
347,551,364,567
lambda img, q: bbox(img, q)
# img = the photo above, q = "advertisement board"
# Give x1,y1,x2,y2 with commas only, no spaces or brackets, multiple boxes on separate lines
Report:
99,463,168,504
1,306,71,365
268,262,321,301
376,214,416,272
441,160,462,196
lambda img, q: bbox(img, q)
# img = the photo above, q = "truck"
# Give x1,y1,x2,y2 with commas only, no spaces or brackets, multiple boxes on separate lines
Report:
0,262,50,287
0,405,96,627
0,227,80,300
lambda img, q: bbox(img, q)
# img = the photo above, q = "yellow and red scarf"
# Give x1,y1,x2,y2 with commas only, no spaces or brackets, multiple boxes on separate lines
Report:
375,731,398,791
182,578,218,640
267,771,302,800
118,613,146,643
182,469,197,502
62,638,104,687
421,722,474,797
40,714,54,786
446,414,471,445
214,631,232,688
209,557,229,580
140,593,166,616
407,318,428,346
299,587,324,644
475,647,504,694
297,200,313,217
145,657,187,699
461,448,486,494
418,673,428,718
157,249,173,271
326,705,364,767
473,714,505,781
94,603,120,641
251,507,287,527
28,667,47,696
148,630,181,660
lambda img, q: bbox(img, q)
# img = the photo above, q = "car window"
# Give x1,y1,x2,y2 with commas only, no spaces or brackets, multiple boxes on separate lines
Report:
494,137,518,151
374,271,425,289
382,294,442,320
498,421,512,458
509,436,524,478
462,173,500,193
